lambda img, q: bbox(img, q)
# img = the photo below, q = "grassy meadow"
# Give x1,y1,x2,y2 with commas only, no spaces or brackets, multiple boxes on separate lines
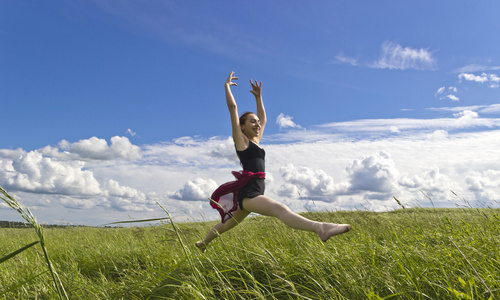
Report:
0,192,499,299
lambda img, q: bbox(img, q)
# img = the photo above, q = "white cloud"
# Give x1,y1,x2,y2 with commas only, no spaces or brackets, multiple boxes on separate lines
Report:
0,137,157,218
46,136,142,161
60,197,100,210
169,178,218,201
372,42,436,70
389,126,400,133
453,110,479,126
465,170,500,192
278,164,335,200
459,72,500,88
463,170,500,205
445,94,459,101
479,104,500,114
435,86,459,101
209,137,239,161
105,179,146,200
107,136,143,160
315,114,500,138
126,128,136,137
345,151,399,194
428,104,500,115
276,113,302,129
427,130,448,140
399,166,455,194
0,150,101,195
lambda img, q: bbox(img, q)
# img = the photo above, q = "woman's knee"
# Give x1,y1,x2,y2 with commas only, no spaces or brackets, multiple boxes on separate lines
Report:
272,201,292,216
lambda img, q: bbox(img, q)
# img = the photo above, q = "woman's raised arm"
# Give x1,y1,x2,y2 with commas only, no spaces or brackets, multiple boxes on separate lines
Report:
250,79,266,141
225,72,247,149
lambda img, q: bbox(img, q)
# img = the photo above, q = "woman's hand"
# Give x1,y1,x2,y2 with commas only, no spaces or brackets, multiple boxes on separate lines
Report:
226,71,238,87
250,79,262,98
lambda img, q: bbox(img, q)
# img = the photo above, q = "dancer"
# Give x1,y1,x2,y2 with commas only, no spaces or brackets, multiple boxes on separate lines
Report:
196,72,351,253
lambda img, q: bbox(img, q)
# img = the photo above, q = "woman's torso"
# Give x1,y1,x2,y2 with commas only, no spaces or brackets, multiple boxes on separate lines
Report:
236,141,265,172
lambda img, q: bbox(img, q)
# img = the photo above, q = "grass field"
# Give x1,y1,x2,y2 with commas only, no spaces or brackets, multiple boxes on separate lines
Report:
1,190,499,299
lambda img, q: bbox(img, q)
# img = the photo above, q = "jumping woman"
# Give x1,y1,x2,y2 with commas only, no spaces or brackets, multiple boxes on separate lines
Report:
196,71,351,253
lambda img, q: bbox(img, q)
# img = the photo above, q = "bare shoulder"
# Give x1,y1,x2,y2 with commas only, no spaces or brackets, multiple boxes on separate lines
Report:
233,134,249,151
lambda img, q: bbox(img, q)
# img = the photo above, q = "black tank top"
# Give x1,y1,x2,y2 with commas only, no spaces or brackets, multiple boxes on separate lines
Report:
236,141,265,172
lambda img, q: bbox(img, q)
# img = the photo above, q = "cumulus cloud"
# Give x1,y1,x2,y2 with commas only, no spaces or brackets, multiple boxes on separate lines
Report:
0,136,157,217
459,72,500,88
400,166,454,193
465,170,500,204
453,110,479,126
170,178,218,201
345,151,399,194
276,113,302,130
372,42,436,70
278,164,335,200
427,130,449,140
62,136,142,160
209,137,239,161
105,179,146,200
0,150,101,195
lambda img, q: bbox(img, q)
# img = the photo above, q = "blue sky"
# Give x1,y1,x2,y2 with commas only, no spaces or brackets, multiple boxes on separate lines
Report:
1,1,500,225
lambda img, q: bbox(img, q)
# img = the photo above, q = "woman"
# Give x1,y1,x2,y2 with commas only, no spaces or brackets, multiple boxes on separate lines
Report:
196,72,351,253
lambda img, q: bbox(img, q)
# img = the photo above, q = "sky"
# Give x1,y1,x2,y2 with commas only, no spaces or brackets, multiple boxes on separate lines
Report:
1,1,500,226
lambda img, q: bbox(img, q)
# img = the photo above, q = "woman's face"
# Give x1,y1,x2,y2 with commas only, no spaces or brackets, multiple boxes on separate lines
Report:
241,114,261,138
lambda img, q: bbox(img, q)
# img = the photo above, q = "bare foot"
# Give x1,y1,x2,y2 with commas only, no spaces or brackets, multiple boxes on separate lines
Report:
195,241,207,253
317,223,351,242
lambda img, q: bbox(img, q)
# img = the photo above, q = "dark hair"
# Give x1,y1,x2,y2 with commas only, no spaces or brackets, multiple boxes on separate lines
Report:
239,111,255,126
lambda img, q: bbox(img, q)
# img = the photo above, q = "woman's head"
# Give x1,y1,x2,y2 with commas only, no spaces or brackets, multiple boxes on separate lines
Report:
239,112,254,126
239,112,261,138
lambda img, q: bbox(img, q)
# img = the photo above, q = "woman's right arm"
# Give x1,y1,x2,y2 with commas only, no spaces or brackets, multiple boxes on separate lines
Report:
225,71,247,150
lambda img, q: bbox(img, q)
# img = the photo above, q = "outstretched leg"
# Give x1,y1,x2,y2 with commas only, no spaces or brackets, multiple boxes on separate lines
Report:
196,208,250,252
242,195,351,242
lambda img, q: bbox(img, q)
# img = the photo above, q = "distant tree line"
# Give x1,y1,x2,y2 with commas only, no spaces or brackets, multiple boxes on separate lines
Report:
0,220,88,228
0,221,30,228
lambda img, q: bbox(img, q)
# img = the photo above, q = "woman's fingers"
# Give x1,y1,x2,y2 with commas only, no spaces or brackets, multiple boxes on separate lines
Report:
226,71,239,86
250,79,261,88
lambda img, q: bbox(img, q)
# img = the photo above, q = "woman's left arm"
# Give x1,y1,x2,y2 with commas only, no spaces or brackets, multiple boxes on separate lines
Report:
250,79,267,139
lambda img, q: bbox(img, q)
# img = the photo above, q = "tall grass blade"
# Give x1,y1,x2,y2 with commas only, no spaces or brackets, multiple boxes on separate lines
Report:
0,187,69,300
0,241,40,264
420,190,435,209
448,237,496,300
155,202,209,296
104,217,171,225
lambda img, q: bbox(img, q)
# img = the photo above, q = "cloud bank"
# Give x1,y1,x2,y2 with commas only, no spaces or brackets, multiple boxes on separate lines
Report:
1,106,500,225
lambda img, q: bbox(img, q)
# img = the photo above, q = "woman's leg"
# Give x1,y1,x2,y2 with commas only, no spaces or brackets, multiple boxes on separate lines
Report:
242,195,351,242
196,208,250,252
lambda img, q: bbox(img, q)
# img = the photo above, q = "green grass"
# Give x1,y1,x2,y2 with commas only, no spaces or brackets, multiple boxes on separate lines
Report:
1,192,499,299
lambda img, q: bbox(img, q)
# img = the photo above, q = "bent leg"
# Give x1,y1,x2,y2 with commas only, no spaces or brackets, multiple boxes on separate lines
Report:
196,208,250,252
242,195,351,242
